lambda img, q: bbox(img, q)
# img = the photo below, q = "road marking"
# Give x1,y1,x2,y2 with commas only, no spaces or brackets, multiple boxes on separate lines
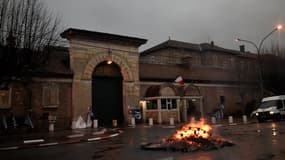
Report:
0,146,19,150
67,134,84,138
39,142,58,147
162,126,176,128
212,124,222,127
109,133,119,137
24,139,44,144
87,137,101,141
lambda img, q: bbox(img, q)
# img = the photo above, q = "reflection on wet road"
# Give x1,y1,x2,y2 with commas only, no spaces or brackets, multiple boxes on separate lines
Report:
2,122,285,160
91,122,285,160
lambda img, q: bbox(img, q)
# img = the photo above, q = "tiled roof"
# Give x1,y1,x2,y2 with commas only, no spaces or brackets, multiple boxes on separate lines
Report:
140,40,243,55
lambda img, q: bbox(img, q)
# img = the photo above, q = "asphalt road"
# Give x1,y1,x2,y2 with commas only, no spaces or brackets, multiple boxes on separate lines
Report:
1,122,285,160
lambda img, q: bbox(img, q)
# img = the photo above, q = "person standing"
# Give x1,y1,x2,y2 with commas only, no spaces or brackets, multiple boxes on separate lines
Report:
87,106,94,128
219,103,225,120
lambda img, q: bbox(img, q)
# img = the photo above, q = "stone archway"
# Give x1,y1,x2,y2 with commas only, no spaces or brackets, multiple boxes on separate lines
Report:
184,83,201,96
70,51,140,127
60,28,146,129
183,84,204,120
160,83,178,96
82,53,134,81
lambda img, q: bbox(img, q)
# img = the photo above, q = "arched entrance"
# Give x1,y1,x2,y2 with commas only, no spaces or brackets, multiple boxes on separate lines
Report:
92,61,123,126
183,84,203,121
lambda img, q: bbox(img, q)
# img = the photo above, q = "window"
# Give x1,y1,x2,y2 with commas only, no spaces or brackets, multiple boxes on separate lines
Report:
42,83,59,108
161,99,167,109
146,100,157,110
0,89,11,109
161,98,177,110
171,99,177,109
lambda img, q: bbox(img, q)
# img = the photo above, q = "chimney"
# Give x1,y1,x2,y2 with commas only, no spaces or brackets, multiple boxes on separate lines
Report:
210,41,214,47
239,45,245,53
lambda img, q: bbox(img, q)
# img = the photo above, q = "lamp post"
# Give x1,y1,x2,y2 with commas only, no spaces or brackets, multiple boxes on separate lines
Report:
236,24,282,97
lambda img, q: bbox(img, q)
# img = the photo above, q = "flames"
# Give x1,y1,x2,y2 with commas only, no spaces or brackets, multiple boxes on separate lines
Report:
141,119,234,152
172,119,212,140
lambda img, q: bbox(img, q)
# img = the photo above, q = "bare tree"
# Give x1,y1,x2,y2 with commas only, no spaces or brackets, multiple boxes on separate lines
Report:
0,0,60,49
0,0,61,87
261,45,285,95
235,53,261,115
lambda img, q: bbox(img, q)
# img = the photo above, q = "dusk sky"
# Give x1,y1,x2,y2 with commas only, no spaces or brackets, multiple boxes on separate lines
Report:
45,0,285,52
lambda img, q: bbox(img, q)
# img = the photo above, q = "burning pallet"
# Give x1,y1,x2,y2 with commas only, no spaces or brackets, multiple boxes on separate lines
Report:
141,120,234,152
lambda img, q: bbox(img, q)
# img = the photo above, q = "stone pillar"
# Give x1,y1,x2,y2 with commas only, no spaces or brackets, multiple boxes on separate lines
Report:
71,80,92,127
124,81,140,123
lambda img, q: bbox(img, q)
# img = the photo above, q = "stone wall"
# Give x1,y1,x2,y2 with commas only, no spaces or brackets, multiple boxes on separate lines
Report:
68,37,142,125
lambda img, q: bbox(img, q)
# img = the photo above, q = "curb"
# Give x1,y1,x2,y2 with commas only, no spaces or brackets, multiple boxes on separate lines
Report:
0,129,124,151
130,120,257,129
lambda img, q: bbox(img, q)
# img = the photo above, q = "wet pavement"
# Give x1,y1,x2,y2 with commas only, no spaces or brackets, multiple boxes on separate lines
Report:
0,127,123,150
1,119,285,160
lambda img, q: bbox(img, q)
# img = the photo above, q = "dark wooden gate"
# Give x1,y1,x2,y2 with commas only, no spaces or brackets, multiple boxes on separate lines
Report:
92,62,123,126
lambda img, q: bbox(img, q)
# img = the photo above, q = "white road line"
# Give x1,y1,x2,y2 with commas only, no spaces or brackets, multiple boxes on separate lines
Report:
212,124,223,127
109,133,119,137
24,139,45,144
92,130,106,135
87,137,101,141
162,126,176,128
39,142,58,147
67,134,84,138
0,146,19,150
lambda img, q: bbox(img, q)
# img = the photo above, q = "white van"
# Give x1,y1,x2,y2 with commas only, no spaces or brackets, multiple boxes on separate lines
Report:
253,95,285,122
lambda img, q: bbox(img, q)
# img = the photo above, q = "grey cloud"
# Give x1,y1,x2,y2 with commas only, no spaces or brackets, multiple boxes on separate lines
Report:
45,0,285,52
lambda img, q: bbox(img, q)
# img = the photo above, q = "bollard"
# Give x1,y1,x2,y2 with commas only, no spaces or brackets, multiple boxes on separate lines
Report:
228,116,234,124
211,116,216,124
48,115,56,132
49,123,54,132
93,119,98,128
112,120,117,127
169,117,175,126
149,118,153,126
242,115,247,124
131,117,136,126
190,117,195,123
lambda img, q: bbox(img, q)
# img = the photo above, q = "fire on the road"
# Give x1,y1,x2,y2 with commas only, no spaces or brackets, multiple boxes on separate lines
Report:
141,119,234,152
172,119,212,140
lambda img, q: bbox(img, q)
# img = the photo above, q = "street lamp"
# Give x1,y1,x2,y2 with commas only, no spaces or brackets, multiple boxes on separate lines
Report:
235,24,282,97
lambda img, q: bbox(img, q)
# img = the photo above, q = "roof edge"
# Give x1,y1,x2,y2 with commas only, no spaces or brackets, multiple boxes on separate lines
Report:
60,28,147,46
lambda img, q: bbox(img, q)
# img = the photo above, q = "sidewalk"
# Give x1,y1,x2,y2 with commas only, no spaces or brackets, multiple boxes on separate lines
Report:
0,127,123,151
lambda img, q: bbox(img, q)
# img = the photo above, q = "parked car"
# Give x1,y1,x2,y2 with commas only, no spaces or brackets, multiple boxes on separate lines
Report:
252,95,285,122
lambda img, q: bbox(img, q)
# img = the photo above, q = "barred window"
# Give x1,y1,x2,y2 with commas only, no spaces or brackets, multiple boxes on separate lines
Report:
42,83,59,108
161,98,177,110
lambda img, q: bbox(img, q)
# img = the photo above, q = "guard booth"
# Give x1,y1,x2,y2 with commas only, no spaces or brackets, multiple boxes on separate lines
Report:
141,96,181,124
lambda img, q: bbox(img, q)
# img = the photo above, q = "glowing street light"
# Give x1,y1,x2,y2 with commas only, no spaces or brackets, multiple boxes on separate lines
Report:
235,24,283,97
277,24,283,30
